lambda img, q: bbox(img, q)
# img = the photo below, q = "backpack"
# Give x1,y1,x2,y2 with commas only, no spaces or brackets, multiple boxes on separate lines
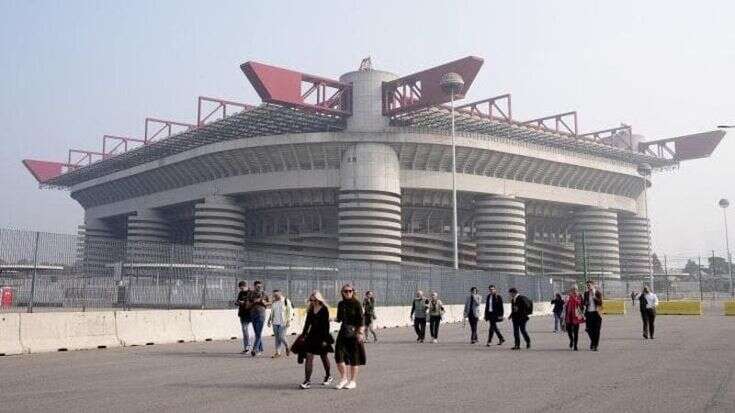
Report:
522,296,533,316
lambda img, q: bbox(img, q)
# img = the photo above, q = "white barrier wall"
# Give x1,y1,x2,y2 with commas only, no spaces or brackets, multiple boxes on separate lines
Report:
20,312,119,353
116,310,194,346
0,313,23,355
0,299,555,356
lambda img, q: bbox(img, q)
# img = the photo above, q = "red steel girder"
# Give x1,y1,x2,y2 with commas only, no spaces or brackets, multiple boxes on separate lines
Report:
456,94,512,121
240,61,351,116
639,130,726,161
144,118,195,144
382,56,484,116
68,149,104,167
197,96,254,126
523,111,578,136
102,135,145,158
580,125,633,150
22,159,76,183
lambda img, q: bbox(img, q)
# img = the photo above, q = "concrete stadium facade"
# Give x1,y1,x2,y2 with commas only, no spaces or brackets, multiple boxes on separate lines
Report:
25,57,725,279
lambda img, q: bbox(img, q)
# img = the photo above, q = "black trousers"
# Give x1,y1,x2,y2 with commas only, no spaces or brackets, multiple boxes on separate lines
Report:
566,323,579,349
642,309,656,338
487,317,504,342
429,315,441,339
512,318,530,347
468,316,479,342
585,311,602,349
414,318,427,340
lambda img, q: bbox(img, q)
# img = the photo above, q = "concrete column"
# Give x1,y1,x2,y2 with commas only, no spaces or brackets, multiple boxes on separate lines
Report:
193,195,245,266
474,195,527,274
338,143,402,263
81,217,119,275
574,208,621,278
126,209,170,263
618,214,651,279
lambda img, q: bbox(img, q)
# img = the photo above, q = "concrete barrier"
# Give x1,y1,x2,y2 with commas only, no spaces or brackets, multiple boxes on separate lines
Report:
20,311,119,353
603,300,626,315
190,309,241,342
0,313,23,356
657,300,703,315
116,310,194,346
724,301,735,316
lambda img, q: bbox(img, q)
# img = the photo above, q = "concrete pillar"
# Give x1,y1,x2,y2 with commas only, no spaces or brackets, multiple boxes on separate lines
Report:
574,208,621,278
618,214,651,279
338,143,402,263
81,217,119,275
474,195,527,274
126,209,170,263
339,68,397,132
193,195,245,266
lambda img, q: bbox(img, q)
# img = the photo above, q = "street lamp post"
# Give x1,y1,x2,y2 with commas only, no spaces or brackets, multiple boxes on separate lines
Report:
637,163,654,291
440,72,465,270
719,198,733,298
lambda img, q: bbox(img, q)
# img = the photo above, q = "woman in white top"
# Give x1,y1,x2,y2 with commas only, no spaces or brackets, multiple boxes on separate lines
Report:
639,286,659,339
267,289,293,357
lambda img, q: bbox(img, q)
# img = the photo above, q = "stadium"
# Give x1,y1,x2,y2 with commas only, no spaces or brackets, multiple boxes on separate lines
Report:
22,56,725,279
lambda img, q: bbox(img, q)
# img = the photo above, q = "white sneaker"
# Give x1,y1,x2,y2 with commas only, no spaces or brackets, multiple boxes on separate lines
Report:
335,379,349,390
344,381,357,390
432,339,438,344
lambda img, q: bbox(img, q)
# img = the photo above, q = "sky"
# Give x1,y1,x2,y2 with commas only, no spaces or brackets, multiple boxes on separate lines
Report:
0,0,733,265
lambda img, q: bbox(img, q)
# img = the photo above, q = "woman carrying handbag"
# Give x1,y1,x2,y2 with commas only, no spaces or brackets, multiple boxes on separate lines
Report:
296,291,334,389
564,285,585,351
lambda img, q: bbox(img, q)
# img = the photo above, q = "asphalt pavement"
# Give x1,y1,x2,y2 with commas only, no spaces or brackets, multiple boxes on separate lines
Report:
0,314,733,413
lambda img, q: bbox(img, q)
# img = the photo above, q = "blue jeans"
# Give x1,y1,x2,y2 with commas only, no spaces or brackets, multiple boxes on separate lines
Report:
272,324,288,353
240,316,252,351
554,313,563,332
252,312,266,353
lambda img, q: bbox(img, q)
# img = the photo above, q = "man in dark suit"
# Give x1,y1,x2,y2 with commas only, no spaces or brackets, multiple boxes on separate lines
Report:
582,280,604,351
509,287,532,350
484,285,505,346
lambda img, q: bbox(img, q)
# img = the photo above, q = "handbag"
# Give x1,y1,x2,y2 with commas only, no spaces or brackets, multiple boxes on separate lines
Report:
340,324,357,339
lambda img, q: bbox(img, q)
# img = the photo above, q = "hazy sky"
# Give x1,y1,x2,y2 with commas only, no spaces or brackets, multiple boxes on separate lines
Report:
1,0,733,265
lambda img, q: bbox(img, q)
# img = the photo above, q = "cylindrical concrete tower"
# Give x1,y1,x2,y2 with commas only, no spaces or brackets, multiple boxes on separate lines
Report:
339,68,397,132
618,214,651,278
339,143,402,263
574,208,621,278
474,195,527,274
81,217,119,274
126,209,170,263
193,195,246,265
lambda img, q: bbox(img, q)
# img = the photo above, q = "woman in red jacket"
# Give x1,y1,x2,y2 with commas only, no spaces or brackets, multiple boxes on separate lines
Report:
564,285,585,351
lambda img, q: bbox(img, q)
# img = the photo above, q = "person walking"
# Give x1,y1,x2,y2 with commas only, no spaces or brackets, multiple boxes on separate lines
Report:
640,286,659,339
582,280,604,351
509,287,532,350
484,285,505,346
267,289,293,358
463,287,482,344
410,290,429,343
564,285,585,351
334,284,366,390
551,293,565,333
298,291,334,389
249,280,270,357
363,290,378,343
428,291,444,343
235,281,253,354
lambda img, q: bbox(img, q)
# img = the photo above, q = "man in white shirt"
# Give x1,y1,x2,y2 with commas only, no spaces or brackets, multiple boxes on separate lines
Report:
639,286,659,339
582,280,603,351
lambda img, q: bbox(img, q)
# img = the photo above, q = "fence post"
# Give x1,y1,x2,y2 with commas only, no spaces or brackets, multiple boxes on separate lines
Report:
28,231,40,313
664,255,669,301
698,256,703,301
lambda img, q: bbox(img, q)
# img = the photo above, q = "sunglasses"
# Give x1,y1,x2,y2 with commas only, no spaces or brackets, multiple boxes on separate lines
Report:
342,289,354,293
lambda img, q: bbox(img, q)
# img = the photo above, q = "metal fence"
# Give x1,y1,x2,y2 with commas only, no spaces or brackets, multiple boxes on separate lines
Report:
0,228,731,312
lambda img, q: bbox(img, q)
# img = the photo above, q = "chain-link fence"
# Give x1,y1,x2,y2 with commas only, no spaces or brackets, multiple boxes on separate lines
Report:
0,228,732,312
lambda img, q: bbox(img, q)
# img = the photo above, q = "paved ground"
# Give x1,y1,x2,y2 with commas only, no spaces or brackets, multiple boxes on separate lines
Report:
1,314,733,413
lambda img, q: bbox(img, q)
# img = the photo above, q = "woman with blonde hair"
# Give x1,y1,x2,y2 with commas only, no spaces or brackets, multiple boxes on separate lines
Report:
334,283,366,390
298,290,334,389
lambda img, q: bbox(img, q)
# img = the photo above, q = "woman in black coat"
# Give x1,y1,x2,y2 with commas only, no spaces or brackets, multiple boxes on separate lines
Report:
298,291,334,389
334,284,366,390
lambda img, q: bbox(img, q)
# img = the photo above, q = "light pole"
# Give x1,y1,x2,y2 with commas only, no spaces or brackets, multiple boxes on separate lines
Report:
719,198,733,298
637,163,653,291
440,72,465,270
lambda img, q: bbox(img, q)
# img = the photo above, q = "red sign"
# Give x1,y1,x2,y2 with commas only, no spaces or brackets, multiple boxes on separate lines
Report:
1,287,13,309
